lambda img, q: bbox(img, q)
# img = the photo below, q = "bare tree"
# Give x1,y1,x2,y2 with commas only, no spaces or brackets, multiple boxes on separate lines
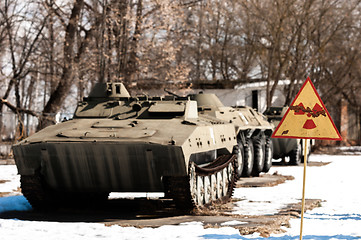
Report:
1,0,360,140
310,1,361,108
0,0,48,139
239,0,361,108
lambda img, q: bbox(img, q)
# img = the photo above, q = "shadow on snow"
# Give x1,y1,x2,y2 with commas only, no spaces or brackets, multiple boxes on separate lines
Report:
305,213,361,221
201,234,361,240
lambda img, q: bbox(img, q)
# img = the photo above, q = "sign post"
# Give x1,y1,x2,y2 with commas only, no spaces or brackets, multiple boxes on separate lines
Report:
300,139,308,240
272,77,342,240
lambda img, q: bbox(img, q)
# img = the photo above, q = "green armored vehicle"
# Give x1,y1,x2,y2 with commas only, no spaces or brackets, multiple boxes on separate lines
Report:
13,82,273,210
265,106,312,165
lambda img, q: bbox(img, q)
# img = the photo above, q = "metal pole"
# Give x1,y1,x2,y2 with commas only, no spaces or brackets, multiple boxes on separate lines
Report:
299,139,309,240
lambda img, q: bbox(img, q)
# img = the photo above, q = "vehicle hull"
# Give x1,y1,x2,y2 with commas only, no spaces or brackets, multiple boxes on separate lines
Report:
13,142,185,192
271,138,299,159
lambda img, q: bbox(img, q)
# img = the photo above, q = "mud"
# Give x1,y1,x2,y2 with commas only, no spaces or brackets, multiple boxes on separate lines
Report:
0,158,15,165
0,192,10,197
236,173,294,188
272,160,330,167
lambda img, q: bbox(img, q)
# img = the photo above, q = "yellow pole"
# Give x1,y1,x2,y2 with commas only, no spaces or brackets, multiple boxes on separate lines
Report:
299,139,309,240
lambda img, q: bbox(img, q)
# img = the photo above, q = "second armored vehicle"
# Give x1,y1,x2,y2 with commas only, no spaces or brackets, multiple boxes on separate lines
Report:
265,106,312,165
13,83,273,210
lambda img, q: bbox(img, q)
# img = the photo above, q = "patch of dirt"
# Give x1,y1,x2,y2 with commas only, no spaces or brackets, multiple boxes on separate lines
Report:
0,192,11,197
200,198,322,238
0,159,15,165
273,160,330,167
307,161,330,167
102,198,322,238
235,215,291,237
278,199,323,217
236,173,294,188
188,195,322,238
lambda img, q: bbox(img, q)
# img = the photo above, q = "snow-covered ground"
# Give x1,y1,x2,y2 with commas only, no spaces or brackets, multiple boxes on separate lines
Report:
0,154,360,240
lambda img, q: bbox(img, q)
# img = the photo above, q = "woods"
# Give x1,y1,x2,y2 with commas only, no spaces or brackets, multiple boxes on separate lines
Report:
0,0,360,140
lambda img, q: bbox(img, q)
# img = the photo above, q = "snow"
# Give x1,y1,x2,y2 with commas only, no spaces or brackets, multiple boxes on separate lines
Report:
109,192,164,199
233,155,361,217
0,165,20,194
220,221,247,226
1,154,361,240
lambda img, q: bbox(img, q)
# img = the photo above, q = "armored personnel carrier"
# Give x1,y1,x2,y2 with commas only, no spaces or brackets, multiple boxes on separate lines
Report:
265,106,312,165
13,83,273,210
188,93,274,177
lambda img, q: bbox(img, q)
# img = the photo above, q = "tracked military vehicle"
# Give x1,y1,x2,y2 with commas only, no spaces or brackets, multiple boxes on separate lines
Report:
13,82,273,210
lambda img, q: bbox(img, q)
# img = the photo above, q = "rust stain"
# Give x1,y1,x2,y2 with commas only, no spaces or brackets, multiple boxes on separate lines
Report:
290,104,326,118
281,130,289,135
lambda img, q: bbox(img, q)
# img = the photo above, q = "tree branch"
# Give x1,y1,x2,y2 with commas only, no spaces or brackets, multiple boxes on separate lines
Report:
0,98,38,117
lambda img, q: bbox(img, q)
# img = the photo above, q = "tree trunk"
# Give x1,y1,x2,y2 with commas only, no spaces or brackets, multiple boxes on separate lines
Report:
37,0,84,130
124,0,142,85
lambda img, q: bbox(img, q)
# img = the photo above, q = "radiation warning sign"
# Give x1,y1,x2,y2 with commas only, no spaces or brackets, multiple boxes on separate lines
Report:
272,77,342,140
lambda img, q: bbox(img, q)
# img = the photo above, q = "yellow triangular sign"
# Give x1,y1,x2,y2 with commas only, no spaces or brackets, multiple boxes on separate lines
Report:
272,77,342,140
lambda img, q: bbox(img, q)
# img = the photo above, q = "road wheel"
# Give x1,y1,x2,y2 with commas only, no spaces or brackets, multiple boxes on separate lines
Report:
189,162,197,200
242,139,254,177
222,168,229,196
196,176,205,206
210,174,217,201
227,163,233,182
216,171,223,198
20,171,58,211
289,141,302,165
203,176,211,204
252,136,265,177
232,139,244,178
263,138,273,173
